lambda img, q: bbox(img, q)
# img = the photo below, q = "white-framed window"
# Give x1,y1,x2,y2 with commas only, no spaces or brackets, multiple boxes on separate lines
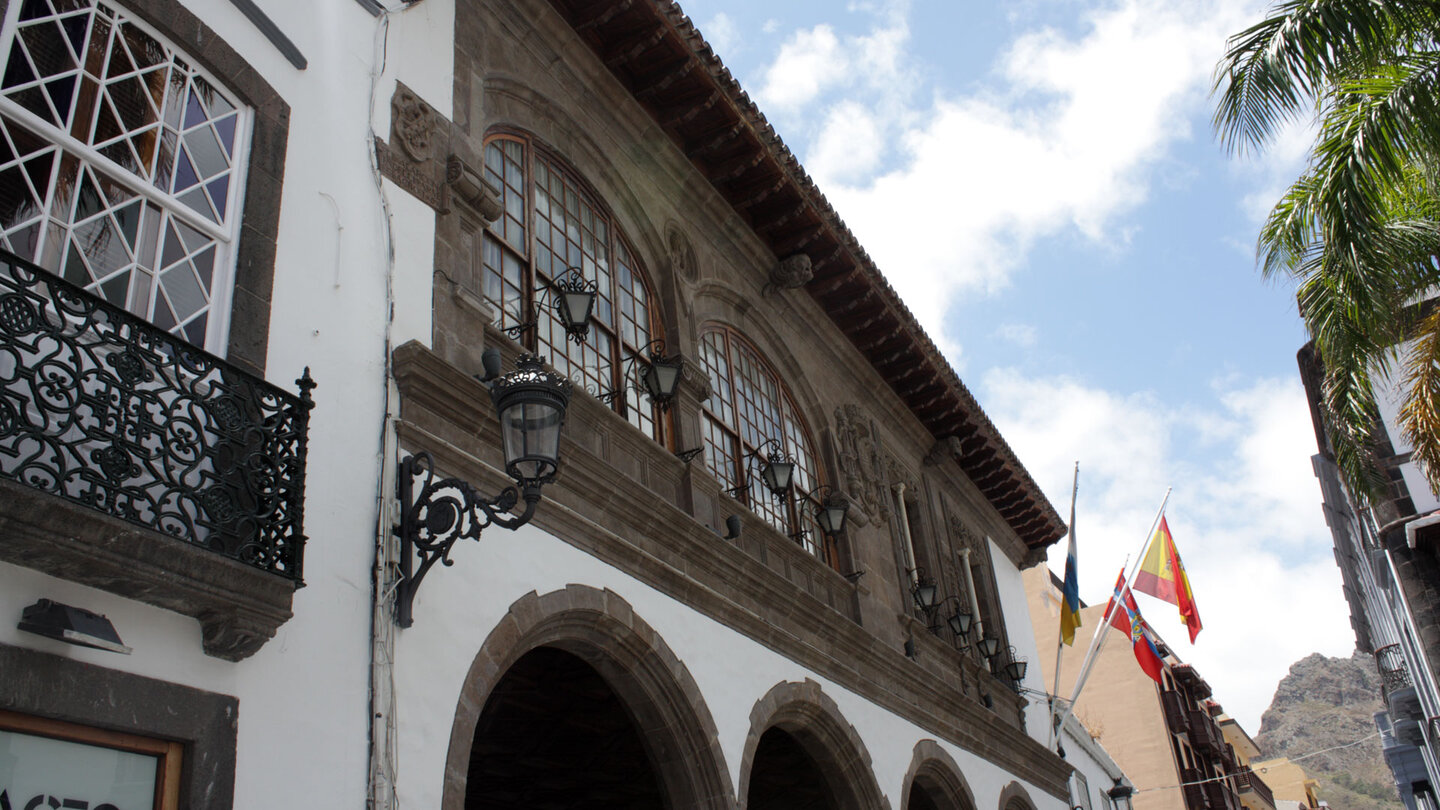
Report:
0,0,251,353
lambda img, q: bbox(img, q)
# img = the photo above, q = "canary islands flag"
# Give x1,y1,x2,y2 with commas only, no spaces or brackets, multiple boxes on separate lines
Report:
1059,512,1081,646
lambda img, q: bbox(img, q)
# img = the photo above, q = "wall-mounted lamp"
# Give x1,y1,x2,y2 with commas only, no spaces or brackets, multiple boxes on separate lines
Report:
598,339,685,412
395,353,572,627
977,635,1001,660
1003,645,1029,683
725,439,795,500
18,599,131,654
936,595,974,639
1108,780,1135,810
908,569,939,613
800,485,849,538
503,267,597,344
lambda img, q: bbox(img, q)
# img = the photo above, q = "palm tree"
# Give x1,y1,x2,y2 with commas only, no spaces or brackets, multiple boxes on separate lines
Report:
1213,0,1440,501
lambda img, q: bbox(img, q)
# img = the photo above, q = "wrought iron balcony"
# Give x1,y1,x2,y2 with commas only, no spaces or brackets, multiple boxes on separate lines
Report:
0,249,313,582
1235,768,1276,809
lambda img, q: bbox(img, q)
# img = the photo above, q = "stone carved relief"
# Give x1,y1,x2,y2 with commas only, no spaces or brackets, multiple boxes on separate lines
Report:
834,404,889,522
770,253,813,289
391,85,437,161
666,221,699,284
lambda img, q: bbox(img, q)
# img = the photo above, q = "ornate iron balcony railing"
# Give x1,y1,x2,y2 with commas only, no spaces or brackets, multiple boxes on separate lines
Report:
0,249,313,582
1377,643,1413,697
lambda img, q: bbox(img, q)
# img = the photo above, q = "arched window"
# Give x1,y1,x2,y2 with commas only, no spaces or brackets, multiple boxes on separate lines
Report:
480,131,664,442
0,0,251,353
698,326,835,567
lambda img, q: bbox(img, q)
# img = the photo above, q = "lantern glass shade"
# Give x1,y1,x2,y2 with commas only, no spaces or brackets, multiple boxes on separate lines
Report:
760,458,795,496
913,580,938,610
978,636,1001,658
642,357,684,402
816,498,848,536
1108,782,1134,810
557,288,596,335
1005,659,1028,681
947,607,973,637
491,355,572,486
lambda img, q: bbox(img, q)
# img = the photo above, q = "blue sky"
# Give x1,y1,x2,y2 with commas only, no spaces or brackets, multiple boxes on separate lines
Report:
675,0,1352,734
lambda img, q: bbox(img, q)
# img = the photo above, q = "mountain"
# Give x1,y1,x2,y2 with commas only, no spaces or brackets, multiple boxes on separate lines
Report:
1255,651,1401,810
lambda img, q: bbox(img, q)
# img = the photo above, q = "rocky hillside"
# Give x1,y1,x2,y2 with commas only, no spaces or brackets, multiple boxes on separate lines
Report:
1255,651,1400,810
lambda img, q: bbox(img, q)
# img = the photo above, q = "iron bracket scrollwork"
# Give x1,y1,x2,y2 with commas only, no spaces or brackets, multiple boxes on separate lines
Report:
394,452,541,627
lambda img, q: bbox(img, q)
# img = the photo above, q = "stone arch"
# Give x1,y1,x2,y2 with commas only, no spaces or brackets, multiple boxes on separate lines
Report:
901,740,978,810
441,585,734,810
737,679,889,810
998,781,1038,810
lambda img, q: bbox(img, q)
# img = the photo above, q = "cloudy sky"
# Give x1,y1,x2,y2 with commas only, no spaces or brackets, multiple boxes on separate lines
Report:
675,0,1352,734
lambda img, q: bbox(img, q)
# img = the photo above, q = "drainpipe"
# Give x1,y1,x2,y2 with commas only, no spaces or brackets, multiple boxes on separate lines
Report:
894,483,918,584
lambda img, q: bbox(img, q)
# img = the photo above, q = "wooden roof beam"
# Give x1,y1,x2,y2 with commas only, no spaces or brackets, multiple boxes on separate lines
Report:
603,26,669,69
658,88,720,127
633,59,696,101
684,122,742,159
773,222,825,255
573,0,635,32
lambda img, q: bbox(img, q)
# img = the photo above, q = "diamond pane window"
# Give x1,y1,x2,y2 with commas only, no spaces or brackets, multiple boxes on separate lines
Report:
479,131,667,445
0,0,249,353
699,326,833,567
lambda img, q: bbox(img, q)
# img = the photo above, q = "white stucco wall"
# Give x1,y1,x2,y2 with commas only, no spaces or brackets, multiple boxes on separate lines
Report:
392,520,1067,810
991,537,1051,744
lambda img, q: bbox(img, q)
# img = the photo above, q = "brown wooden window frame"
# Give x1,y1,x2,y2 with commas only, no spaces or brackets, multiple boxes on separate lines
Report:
0,708,183,810
479,129,669,446
698,324,838,568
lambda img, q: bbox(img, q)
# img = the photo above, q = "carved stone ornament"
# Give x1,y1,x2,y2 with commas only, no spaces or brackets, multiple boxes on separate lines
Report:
924,436,962,466
446,155,503,222
835,404,888,522
771,253,813,289
666,222,699,284
391,85,437,162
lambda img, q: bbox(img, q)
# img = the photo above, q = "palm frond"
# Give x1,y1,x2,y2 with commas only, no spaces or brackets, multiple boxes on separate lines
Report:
1401,308,1440,493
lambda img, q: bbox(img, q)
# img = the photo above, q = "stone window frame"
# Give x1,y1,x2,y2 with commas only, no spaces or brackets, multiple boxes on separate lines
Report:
478,126,671,446
0,0,288,376
0,642,239,809
697,323,838,566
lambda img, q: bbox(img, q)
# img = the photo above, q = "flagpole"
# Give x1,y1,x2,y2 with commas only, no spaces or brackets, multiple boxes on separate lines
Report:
1053,487,1172,735
1048,462,1079,752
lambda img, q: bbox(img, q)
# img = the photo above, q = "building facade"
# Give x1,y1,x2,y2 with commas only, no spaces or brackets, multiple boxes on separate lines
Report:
0,0,1079,808
1025,568,1272,810
1298,341,1440,810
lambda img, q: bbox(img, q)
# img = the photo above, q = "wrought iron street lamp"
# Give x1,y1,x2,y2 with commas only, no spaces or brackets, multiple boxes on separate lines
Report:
1108,780,1134,810
504,267,597,344
394,353,573,627
1003,645,1028,682
936,596,973,639
726,439,795,500
800,485,849,538
909,569,939,615
977,635,1001,660
598,339,685,412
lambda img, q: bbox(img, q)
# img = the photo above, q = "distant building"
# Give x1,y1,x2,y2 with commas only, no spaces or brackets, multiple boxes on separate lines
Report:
1025,567,1273,810
1217,712,1279,810
1250,758,1323,810
1298,341,1440,810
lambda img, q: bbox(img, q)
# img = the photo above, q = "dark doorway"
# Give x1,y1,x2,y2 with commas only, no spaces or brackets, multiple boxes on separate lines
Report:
747,726,840,810
909,782,943,810
465,646,666,809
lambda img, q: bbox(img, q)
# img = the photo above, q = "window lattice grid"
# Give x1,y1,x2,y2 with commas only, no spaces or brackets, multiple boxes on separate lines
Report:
698,326,826,553
478,132,665,444
0,0,247,352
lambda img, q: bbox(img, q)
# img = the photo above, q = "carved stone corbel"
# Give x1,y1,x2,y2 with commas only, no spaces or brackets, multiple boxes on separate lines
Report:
444,155,503,221
769,253,813,289
924,436,962,466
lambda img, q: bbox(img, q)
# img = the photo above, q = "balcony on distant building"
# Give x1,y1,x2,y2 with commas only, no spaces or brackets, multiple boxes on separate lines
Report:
1235,768,1276,810
1181,768,1211,810
0,249,314,660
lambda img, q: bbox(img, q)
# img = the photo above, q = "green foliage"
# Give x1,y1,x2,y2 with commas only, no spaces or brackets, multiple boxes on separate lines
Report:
1213,0,1440,501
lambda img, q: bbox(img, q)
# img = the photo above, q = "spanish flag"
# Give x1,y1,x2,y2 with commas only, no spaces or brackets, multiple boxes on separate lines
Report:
1133,517,1202,642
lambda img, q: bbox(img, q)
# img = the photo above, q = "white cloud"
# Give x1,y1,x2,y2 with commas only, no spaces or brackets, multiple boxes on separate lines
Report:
702,12,741,58
995,322,1039,348
756,0,1261,344
982,368,1353,731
